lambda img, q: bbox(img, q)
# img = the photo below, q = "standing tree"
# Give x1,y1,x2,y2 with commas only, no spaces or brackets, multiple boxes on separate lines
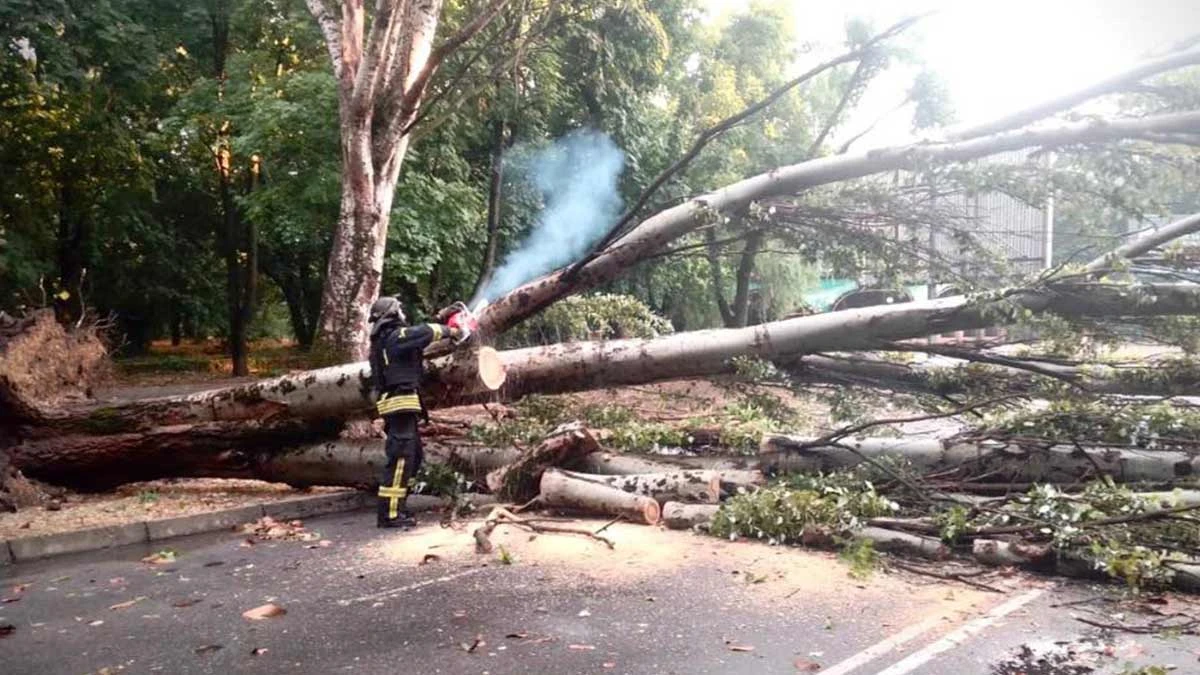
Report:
304,0,510,360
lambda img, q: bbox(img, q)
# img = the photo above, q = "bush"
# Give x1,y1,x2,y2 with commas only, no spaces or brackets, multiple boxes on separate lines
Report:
500,293,673,347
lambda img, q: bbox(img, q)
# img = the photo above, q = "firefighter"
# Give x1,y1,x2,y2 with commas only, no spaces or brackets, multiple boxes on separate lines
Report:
367,297,471,529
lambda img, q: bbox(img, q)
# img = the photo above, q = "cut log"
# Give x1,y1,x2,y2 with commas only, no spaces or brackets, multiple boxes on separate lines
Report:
972,539,1055,567
564,469,721,504
538,468,661,524
761,435,1200,484
485,424,600,501
662,502,720,530
855,527,951,560
575,452,765,491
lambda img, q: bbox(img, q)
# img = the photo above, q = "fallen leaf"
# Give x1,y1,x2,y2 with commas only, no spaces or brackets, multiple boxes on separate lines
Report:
568,644,595,651
420,554,442,565
18,521,30,529
794,657,822,671
109,596,147,611
242,603,286,620
141,550,177,565
194,644,222,655
251,648,269,656
728,645,754,653
505,632,529,639
0,624,14,638
172,598,202,608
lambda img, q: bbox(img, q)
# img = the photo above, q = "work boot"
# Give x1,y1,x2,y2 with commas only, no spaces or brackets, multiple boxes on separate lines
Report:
376,499,417,529
377,511,417,529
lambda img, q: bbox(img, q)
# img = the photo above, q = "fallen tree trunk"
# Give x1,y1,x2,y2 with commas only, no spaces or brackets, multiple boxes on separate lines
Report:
662,502,720,529
575,452,765,490
760,435,1200,483
538,468,661,524
575,469,722,504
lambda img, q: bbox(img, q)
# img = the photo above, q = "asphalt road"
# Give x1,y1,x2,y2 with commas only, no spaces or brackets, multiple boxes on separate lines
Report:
2,510,1198,674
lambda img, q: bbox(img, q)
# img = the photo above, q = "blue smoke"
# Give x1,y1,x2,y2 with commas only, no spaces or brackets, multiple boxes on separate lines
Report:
476,130,625,303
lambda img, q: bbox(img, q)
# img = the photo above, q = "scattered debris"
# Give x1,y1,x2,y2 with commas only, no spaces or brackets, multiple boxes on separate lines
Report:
794,658,821,672
250,648,268,656
141,550,177,565
1,596,19,604
193,644,222,655
0,623,14,638
172,598,202,608
461,635,485,653
240,516,321,542
577,609,591,617
88,620,104,626
568,644,595,651
728,644,755,653
108,597,147,611
420,553,442,565
242,603,286,620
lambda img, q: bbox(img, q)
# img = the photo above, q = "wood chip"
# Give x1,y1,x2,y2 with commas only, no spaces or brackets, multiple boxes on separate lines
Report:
728,644,754,652
242,603,286,620
194,644,222,655
109,596,147,610
568,644,595,651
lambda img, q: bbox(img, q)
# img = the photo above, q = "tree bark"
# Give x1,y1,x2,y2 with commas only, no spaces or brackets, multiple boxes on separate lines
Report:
309,0,509,360
759,435,1200,484
484,423,599,501
574,469,722,504
538,468,661,524
662,502,720,530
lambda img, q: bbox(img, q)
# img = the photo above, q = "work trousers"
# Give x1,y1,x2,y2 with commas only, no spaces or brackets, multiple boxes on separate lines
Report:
376,411,424,522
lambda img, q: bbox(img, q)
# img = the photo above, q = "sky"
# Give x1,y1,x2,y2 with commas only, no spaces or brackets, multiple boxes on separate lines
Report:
702,0,1200,145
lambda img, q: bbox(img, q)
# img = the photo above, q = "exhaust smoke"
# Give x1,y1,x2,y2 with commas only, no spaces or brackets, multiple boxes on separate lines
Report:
472,130,625,307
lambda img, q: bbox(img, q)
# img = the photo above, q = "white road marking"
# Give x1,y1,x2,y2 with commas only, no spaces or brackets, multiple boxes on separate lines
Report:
872,588,1047,675
339,567,485,605
819,616,947,675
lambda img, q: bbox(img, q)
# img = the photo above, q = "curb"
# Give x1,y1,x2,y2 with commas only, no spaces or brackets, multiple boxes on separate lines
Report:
1,490,374,565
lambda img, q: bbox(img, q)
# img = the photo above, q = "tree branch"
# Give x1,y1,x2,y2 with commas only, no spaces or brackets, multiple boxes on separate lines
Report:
561,13,930,279
943,46,1200,142
305,0,345,81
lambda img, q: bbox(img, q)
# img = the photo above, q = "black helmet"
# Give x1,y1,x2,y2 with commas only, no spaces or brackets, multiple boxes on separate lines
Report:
368,296,406,336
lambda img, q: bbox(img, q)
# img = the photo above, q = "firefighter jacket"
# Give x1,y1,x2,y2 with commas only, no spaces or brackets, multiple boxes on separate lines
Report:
368,321,451,416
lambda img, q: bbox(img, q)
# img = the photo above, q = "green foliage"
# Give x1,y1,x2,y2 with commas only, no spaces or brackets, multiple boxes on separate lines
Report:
986,400,1200,449
710,476,897,545
838,537,879,579
500,293,673,347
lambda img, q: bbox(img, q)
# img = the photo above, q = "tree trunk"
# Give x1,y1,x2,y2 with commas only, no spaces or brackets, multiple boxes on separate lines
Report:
759,435,1200,484
472,117,507,299
705,230,735,327
730,230,763,328
538,468,661,524
572,469,721,504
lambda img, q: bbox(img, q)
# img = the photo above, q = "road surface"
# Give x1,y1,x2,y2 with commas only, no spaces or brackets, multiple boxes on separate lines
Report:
2,509,1197,674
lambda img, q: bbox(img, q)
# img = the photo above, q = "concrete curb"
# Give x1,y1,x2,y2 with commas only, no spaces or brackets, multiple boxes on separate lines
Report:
2,490,374,564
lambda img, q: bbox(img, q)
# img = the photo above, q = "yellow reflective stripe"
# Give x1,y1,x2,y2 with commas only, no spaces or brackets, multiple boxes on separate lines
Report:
377,394,420,414
382,350,389,365
377,487,406,497
388,459,406,519
429,324,443,341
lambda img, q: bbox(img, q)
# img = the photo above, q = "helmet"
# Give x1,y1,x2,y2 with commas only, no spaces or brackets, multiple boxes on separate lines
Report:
368,296,406,336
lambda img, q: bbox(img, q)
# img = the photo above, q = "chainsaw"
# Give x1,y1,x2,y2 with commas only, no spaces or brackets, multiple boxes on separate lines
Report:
439,300,482,344
438,300,506,391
